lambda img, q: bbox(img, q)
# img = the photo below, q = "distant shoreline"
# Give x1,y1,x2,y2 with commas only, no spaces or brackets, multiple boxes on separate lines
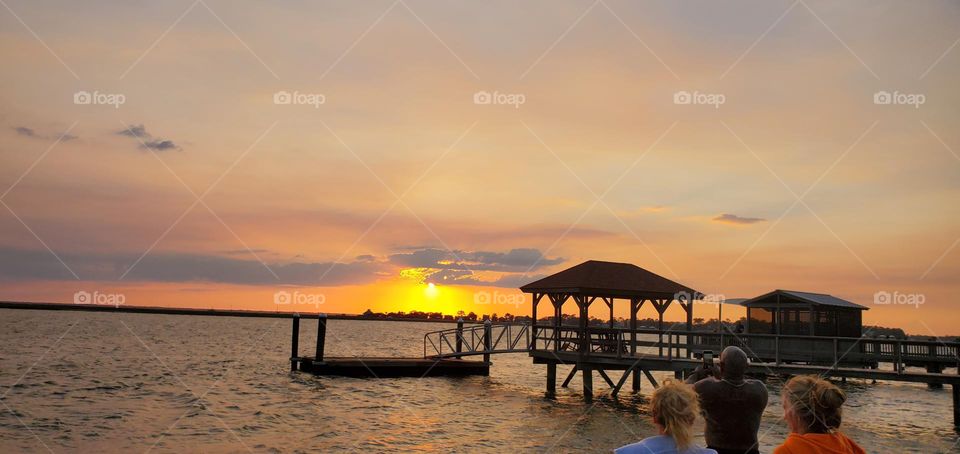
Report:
1,301,952,338
0,301,457,324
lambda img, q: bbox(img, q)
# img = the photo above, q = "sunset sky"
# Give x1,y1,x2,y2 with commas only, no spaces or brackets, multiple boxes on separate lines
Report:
1,1,958,335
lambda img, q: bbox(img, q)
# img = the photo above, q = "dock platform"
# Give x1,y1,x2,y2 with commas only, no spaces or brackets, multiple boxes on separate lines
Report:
288,314,489,378
296,356,489,377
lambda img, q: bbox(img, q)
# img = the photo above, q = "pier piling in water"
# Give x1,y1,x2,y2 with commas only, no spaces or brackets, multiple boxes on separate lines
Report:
582,366,593,401
455,318,464,359
483,319,492,364
954,384,960,427
315,313,327,363
546,363,556,395
290,314,300,371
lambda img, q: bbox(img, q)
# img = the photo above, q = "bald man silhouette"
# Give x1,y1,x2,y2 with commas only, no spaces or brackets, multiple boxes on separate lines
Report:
686,346,768,454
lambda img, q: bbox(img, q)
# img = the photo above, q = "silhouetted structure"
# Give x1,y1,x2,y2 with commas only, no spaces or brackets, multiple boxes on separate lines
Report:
520,260,703,397
742,290,866,338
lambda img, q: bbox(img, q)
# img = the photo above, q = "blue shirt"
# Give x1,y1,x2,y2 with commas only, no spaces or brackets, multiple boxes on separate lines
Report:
616,435,718,454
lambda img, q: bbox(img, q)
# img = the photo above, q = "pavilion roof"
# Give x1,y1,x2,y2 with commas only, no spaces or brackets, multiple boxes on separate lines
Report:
519,260,701,300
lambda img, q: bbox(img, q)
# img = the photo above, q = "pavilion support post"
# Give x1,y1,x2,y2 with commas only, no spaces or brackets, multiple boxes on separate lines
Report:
605,297,614,329
631,298,641,391
549,294,568,352
630,299,639,356
546,362,557,395
531,293,540,348
576,296,590,357
684,301,694,359
555,300,562,351
653,299,670,357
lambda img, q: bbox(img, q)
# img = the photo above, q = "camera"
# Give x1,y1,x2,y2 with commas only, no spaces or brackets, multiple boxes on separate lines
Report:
702,350,714,369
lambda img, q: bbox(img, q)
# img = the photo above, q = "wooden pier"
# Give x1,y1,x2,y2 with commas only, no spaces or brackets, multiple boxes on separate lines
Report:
287,260,960,426
515,260,960,425
418,318,960,425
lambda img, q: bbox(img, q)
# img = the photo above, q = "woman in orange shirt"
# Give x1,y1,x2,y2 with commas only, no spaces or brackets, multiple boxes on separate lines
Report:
773,375,865,454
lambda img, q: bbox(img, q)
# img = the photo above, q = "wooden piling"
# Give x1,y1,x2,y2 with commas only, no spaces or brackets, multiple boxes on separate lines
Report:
483,319,492,363
954,384,960,427
315,313,327,363
928,364,944,388
290,314,300,371
546,363,557,395
582,366,593,400
455,318,464,359
561,365,578,388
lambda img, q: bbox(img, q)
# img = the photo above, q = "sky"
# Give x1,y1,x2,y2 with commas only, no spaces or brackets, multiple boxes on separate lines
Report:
0,0,958,335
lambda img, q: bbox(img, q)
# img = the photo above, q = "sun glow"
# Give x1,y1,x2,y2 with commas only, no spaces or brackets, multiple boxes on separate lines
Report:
425,282,438,298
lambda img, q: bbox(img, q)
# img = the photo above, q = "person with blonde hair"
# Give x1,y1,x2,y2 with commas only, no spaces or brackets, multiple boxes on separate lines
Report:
616,379,717,454
774,375,865,454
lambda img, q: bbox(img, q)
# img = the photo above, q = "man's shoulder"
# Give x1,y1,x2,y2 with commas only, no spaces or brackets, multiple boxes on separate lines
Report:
743,378,769,392
692,377,722,391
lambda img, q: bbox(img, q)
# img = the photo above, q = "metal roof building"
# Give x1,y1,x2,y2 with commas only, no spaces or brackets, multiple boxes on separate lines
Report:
741,289,868,337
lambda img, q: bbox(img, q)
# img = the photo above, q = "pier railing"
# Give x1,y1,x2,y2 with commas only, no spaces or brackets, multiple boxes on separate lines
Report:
531,324,960,371
424,322,530,359
420,321,959,370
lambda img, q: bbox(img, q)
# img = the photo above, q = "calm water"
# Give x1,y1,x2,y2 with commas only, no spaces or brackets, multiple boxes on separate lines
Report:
0,309,958,453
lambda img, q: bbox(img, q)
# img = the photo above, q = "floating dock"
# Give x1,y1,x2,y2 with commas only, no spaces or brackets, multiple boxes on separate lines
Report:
295,356,488,377
289,314,489,378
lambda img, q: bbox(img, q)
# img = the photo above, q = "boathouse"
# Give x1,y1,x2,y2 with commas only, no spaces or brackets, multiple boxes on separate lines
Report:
741,289,867,338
